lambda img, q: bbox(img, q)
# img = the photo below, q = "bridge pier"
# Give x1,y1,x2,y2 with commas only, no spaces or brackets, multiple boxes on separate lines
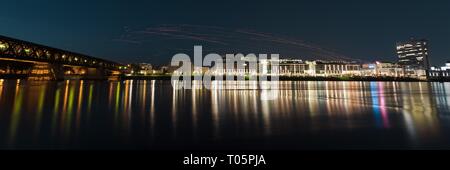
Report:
84,67,106,80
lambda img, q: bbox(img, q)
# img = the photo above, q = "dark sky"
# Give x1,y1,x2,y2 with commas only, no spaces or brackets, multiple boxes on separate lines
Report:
1,0,449,65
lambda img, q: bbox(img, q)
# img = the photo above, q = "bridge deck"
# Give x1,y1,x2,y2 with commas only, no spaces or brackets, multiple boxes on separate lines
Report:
0,35,121,70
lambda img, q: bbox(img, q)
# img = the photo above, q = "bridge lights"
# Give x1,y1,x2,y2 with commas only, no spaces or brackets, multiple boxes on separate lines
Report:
24,48,31,55
35,50,42,57
14,46,23,54
46,51,52,58
0,42,8,51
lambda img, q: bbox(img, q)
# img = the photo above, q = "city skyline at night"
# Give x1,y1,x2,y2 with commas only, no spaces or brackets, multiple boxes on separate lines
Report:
1,34,448,81
0,0,449,65
2,1,450,168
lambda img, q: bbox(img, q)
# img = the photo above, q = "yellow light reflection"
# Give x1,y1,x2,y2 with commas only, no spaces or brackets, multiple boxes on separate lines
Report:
171,81,179,138
34,84,46,139
114,82,121,123
0,79,3,101
8,83,23,144
76,80,84,135
141,80,147,125
192,80,198,139
149,80,155,138
211,88,220,139
64,82,76,139
52,87,61,137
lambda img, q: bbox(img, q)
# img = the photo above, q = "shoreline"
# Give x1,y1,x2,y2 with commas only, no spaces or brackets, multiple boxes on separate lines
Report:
123,75,442,82
1,75,448,82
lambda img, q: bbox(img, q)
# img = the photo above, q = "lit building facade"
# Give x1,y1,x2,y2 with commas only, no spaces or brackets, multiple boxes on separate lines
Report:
272,59,361,77
127,63,153,75
208,58,361,77
138,63,153,75
375,62,404,77
396,38,430,79
278,59,308,76
314,60,361,77
165,57,438,80
429,62,450,79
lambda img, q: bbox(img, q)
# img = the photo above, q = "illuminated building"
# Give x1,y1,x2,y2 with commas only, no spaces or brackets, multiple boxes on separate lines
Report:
209,58,361,77
276,59,361,77
439,62,450,71
360,63,377,76
396,38,430,79
375,61,404,77
429,62,450,79
314,60,361,77
278,59,308,76
138,63,153,75
125,63,153,75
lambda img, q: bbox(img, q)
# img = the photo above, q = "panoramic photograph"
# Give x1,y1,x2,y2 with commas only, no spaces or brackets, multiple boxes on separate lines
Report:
1,0,449,168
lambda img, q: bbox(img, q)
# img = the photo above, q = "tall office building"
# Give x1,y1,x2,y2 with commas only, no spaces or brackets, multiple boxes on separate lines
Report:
396,38,430,70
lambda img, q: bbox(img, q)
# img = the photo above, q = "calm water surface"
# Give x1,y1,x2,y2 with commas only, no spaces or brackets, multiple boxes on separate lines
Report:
1,80,450,150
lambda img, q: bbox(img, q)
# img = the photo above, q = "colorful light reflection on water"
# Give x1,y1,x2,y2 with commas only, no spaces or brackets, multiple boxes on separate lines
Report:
0,80,450,150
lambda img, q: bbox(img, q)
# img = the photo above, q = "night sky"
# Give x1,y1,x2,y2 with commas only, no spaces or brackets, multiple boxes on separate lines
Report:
1,0,449,66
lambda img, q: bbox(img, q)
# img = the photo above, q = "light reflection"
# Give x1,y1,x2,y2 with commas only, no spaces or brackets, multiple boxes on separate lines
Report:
378,82,390,128
192,80,198,139
370,82,383,128
211,88,220,139
433,82,450,111
64,82,75,140
87,83,94,121
114,81,121,124
149,80,155,139
0,79,3,100
34,84,46,139
61,80,70,134
128,80,133,123
121,80,132,133
261,96,271,135
141,80,147,126
171,81,179,138
52,86,61,137
108,81,114,108
75,80,84,135
0,80,449,149
8,82,23,144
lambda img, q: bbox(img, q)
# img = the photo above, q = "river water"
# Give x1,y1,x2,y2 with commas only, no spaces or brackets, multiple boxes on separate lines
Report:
1,80,450,150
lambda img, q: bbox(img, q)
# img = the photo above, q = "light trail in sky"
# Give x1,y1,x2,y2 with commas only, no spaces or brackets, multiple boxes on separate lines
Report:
114,24,363,62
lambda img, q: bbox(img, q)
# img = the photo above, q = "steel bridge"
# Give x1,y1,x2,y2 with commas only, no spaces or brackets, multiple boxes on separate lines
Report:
0,35,122,80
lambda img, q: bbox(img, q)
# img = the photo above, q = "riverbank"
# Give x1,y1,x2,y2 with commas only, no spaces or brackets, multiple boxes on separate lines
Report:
123,75,437,82
2,74,448,82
